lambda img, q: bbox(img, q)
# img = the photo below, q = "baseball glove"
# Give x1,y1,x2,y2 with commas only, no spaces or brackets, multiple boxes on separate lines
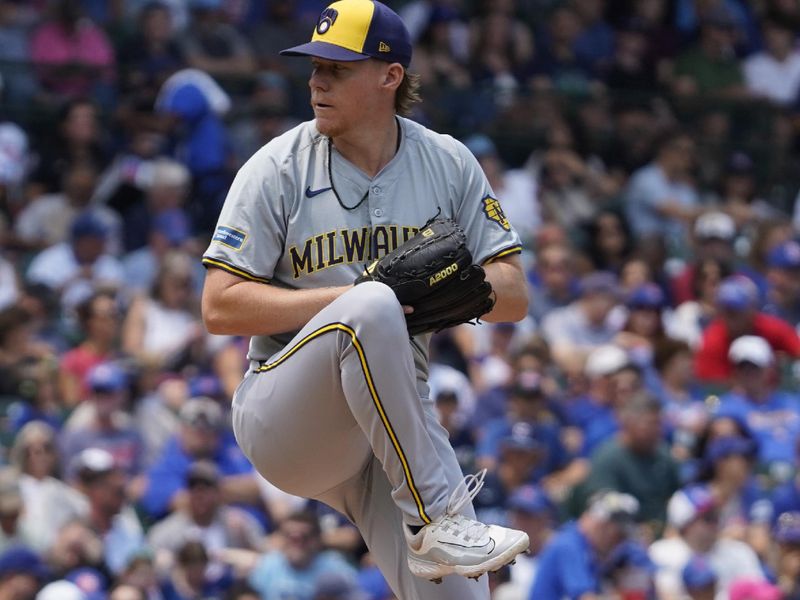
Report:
355,218,495,335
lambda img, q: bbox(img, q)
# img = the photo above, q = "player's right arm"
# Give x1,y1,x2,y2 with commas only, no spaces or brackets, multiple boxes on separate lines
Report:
202,268,350,336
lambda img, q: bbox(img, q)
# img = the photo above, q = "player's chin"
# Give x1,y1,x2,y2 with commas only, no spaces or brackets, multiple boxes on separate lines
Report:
314,117,341,138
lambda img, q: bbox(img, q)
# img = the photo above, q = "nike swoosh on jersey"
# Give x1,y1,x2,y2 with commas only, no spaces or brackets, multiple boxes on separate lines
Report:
305,186,333,198
439,538,496,553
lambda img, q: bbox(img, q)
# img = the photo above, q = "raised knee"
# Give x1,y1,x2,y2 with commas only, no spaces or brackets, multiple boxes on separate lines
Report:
346,282,405,330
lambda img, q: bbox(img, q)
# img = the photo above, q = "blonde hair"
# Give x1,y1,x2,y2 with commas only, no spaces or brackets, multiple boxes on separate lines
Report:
395,71,422,116
9,421,57,473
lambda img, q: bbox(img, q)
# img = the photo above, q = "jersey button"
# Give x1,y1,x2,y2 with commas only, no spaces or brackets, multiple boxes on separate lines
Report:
373,208,384,217
372,186,382,195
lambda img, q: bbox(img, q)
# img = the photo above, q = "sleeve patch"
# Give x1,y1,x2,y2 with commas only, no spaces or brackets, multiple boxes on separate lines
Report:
212,226,248,251
481,196,510,231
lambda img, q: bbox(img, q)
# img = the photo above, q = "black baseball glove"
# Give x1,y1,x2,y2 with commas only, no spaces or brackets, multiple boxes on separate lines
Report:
355,218,495,335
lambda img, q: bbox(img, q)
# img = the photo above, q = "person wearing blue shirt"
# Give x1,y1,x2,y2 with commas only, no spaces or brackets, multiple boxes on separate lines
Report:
719,336,800,481
139,397,255,521
476,374,568,480
530,490,640,600
624,131,700,259
248,512,357,600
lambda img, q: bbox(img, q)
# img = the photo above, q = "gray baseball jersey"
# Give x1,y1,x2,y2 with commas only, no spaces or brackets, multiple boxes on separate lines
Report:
202,116,521,375
205,117,521,600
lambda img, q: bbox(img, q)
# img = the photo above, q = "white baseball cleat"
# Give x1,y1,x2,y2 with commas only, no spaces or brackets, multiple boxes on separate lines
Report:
404,469,530,583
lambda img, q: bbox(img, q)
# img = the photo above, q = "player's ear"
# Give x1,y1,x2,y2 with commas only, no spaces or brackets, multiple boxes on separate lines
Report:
382,63,404,91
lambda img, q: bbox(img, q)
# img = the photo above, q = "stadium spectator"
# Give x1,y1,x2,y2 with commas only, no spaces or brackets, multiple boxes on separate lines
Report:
138,396,255,521
669,257,731,348
526,243,577,324
560,343,630,457
495,484,556,598
147,460,264,575
530,490,640,600
247,511,357,600
529,6,595,94
653,339,708,460
615,283,669,372
762,240,800,327
604,19,657,93
121,251,202,372
116,157,191,253
0,468,30,552
179,0,256,80
671,212,737,305
671,7,747,99
582,390,679,528
25,211,123,312
718,336,800,480
153,68,233,234
109,584,146,600
744,15,800,107
697,436,773,556
541,272,623,369
160,539,229,599
580,209,635,276
27,98,108,199
28,0,115,104
9,422,87,553
59,291,120,407
649,485,765,600
682,555,718,600
463,134,541,249
624,129,701,257
0,546,48,599
117,1,185,100
71,448,145,575
229,71,299,165
468,0,533,94
14,162,121,252
59,362,143,477
694,277,800,382
122,208,198,295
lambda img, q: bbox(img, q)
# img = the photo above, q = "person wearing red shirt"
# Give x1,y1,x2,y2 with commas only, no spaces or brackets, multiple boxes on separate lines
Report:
694,276,800,382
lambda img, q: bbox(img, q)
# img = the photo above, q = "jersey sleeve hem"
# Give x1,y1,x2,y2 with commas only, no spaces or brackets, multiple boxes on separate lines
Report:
202,257,271,284
482,245,522,265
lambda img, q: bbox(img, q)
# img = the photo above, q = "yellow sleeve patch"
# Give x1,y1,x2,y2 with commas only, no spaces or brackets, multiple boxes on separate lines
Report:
481,196,510,231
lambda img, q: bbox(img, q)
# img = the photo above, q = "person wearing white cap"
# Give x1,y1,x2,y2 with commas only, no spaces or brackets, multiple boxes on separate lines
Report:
649,485,764,600
670,212,737,305
562,344,626,439
694,275,800,383
36,580,87,600
719,335,800,480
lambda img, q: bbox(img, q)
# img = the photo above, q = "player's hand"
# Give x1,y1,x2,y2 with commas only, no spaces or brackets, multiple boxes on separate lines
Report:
403,305,414,315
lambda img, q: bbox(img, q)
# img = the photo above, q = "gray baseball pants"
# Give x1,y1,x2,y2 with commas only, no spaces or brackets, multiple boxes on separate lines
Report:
231,282,489,600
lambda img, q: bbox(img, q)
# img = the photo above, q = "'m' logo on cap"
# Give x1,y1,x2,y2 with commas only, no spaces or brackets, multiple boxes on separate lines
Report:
378,41,391,52
316,7,338,34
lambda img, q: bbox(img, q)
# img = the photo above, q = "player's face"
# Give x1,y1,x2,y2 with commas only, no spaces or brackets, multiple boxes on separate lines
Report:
309,58,387,137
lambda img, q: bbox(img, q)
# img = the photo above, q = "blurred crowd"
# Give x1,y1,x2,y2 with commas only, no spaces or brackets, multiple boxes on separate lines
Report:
8,0,800,599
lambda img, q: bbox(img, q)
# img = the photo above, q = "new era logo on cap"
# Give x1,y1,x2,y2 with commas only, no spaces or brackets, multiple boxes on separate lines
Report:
281,0,412,67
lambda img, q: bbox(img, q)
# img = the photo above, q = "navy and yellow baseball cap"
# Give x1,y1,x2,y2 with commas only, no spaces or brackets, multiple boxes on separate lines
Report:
280,0,412,68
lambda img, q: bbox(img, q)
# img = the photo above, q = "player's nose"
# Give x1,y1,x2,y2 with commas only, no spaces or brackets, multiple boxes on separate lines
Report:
308,70,329,92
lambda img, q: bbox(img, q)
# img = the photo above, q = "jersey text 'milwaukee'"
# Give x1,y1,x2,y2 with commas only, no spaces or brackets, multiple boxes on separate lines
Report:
289,224,420,278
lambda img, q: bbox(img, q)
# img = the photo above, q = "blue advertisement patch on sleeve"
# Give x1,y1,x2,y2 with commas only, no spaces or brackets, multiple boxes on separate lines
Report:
481,196,510,231
212,226,248,251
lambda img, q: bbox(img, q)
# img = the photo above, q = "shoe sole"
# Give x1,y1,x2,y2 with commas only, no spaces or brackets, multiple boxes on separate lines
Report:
407,534,530,583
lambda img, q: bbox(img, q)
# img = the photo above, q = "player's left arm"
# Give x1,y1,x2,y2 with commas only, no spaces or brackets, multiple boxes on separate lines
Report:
481,253,528,323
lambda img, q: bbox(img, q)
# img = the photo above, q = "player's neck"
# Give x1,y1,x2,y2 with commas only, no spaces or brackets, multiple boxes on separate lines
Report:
331,116,399,178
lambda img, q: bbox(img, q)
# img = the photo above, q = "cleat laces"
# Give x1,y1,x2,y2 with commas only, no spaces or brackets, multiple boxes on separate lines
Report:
440,469,488,543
